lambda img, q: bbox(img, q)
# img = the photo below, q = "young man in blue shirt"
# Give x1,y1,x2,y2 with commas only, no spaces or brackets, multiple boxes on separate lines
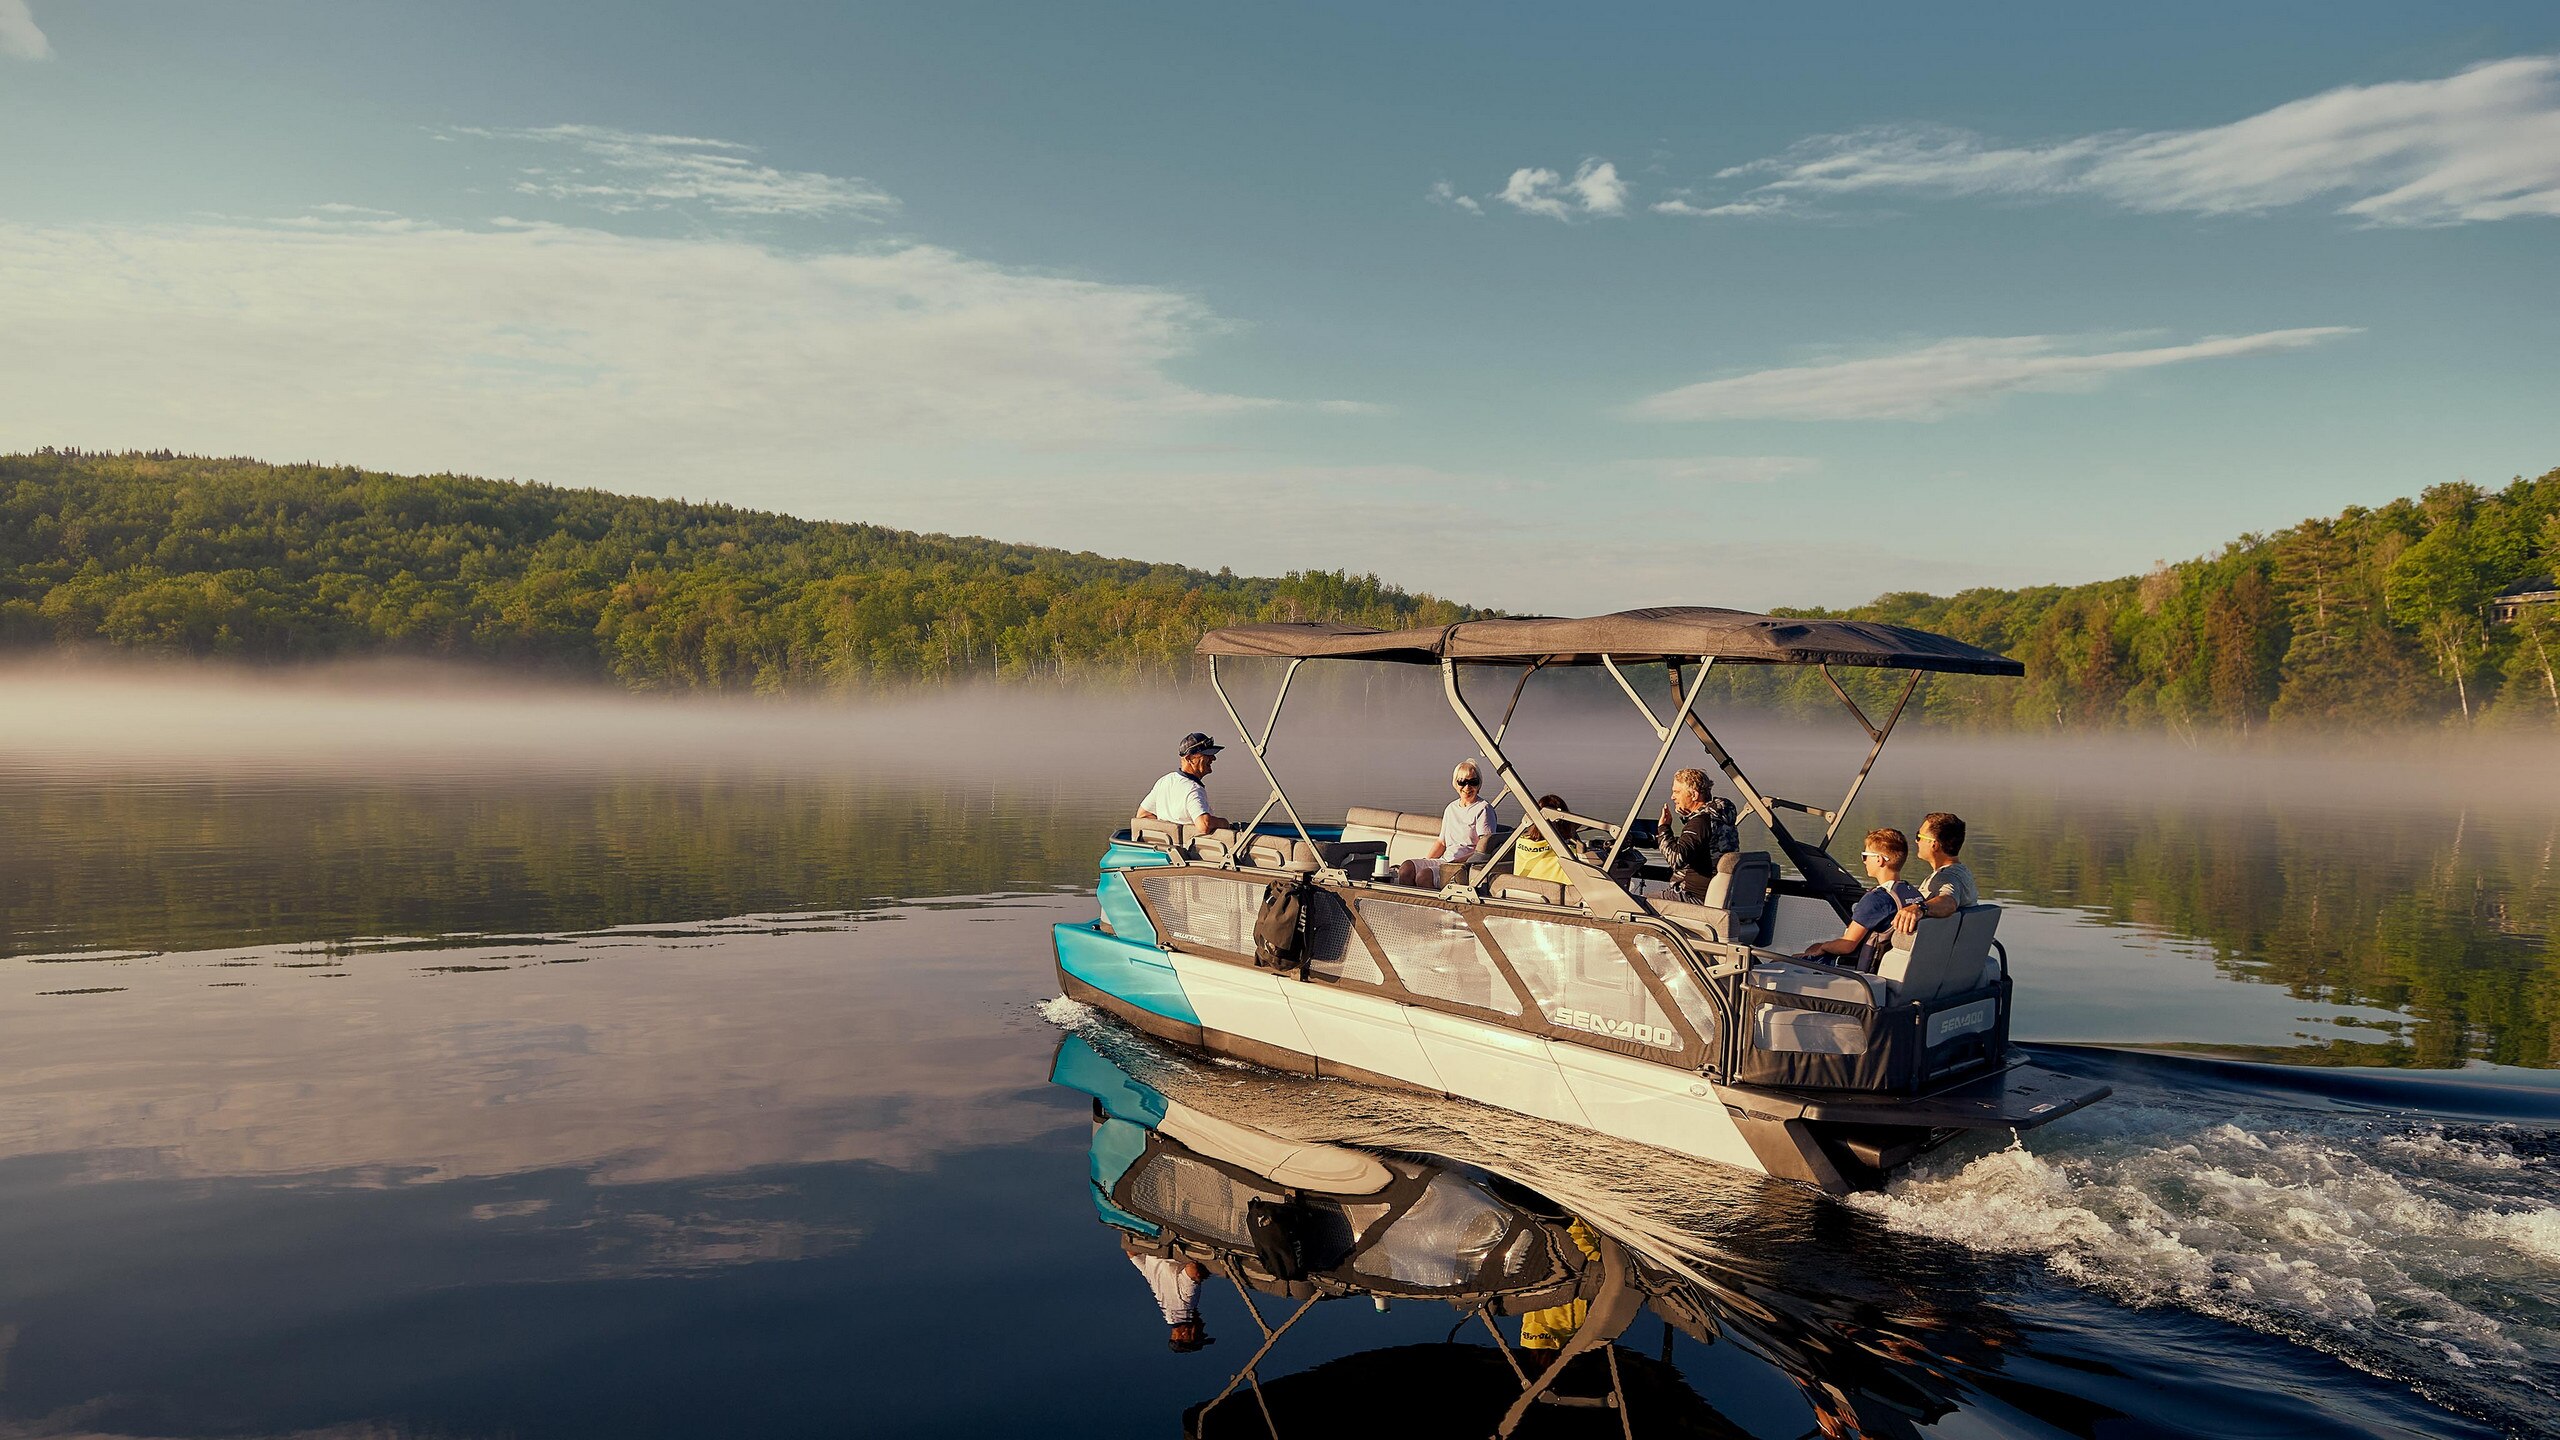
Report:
1798,827,1922,970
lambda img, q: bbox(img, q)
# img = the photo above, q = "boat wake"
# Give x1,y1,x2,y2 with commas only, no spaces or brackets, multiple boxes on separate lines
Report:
1854,1047,2560,1428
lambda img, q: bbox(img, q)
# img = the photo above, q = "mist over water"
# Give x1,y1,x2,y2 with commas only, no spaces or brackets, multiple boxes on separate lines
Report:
0,658,2554,1436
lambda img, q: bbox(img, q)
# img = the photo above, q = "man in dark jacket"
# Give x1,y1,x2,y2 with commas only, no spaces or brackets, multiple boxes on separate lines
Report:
1656,767,1740,900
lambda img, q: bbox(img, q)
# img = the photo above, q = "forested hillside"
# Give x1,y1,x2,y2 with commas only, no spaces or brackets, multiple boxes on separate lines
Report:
0,451,1469,689
1752,468,2560,733
4,450,2555,730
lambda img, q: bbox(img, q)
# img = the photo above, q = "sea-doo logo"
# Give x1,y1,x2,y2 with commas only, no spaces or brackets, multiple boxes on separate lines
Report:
1927,1001,1995,1045
1555,1007,1679,1050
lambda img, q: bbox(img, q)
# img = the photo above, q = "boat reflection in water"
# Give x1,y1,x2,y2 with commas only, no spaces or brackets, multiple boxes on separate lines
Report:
1053,1030,2031,1440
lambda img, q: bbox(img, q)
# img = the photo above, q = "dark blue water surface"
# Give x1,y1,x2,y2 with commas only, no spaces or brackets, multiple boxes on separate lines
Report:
0,732,2552,1438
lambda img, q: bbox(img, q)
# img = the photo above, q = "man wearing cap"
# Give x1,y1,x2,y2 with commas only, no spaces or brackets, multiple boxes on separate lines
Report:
1136,732,1227,835
1121,1235,1213,1353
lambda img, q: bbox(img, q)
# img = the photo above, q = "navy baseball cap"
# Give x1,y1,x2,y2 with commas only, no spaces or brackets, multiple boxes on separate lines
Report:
1177,732,1224,758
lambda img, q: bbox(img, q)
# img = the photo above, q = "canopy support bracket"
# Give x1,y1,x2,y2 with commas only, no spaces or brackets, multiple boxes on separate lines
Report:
1601,657,1714,873
1207,655,1317,850
1442,660,1639,916
1822,669,1920,846
1668,662,1862,921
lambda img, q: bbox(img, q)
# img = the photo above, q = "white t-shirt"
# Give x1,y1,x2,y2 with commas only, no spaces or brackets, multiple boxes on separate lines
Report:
1129,1252,1202,1324
1439,797,1496,861
1139,770,1209,826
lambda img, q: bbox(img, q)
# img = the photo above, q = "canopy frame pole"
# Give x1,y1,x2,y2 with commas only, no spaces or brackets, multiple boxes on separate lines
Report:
1600,657,1714,874
1667,662,1858,920
1467,660,1546,826
1207,655,1317,849
1193,1286,1321,1432
1442,661,1639,915
1819,667,1920,847
1492,660,1545,745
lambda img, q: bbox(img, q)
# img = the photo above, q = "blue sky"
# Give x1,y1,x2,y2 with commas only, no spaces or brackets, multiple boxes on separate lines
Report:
4,2,2556,611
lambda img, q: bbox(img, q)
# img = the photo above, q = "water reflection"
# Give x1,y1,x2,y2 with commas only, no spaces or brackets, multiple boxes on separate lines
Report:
0,894,2538,1438
1050,1023,2508,1439
1,747,2548,1066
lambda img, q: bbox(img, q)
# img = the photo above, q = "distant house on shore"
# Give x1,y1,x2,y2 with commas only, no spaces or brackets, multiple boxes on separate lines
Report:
2492,576,2559,623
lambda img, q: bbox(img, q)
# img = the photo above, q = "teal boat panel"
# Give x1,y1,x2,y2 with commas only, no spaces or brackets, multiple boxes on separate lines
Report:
1050,1035,1171,1236
1052,920,1198,1027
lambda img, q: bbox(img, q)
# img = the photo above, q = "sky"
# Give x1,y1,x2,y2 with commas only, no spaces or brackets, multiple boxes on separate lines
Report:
3,1,2556,612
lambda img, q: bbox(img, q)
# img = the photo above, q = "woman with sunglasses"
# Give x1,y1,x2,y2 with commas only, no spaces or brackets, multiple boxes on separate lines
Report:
1391,760,1498,889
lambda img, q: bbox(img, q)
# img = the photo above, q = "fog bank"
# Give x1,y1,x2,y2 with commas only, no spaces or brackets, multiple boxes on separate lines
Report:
1,657,2551,816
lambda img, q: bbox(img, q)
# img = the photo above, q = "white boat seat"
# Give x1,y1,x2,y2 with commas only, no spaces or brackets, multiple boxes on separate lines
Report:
1873,904,2001,1002
1487,874,1568,906
1242,835,1383,873
1189,829,1246,863
1650,850,1775,944
1746,958,1874,1003
1341,806,1446,865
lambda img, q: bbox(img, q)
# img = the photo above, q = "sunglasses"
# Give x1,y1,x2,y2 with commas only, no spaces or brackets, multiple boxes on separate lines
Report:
1456,778,1481,788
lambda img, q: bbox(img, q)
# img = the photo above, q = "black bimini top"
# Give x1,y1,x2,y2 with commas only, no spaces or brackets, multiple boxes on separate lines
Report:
1198,606,2025,676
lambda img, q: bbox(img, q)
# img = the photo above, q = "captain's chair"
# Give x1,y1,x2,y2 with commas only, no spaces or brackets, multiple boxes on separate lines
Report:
1649,851,1777,945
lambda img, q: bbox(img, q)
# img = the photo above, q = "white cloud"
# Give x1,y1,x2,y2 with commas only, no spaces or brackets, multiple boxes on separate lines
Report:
1494,159,1629,221
1629,328,2358,422
1713,54,2560,227
1570,160,1628,216
1427,180,1483,215
0,0,51,60
0,217,1281,492
1619,455,1819,484
1651,195,1793,219
455,124,900,219
1497,167,1574,220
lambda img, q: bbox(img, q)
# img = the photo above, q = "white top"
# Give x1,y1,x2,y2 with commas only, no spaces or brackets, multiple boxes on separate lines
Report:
1439,797,1496,862
1129,1252,1202,1325
1139,770,1209,826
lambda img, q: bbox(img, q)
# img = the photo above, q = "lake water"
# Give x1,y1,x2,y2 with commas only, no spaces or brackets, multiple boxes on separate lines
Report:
0,674,2554,1437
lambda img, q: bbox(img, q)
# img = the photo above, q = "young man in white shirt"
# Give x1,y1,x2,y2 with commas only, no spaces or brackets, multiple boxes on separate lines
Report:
1135,732,1227,835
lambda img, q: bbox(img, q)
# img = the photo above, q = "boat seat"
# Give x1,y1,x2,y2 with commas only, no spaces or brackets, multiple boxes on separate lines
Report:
1243,835,1384,874
1487,874,1569,906
1188,828,1247,863
1129,817,1195,849
1873,904,2001,1002
1649,851,1775,945
1745,958,1874,1003
1341,806,1452,866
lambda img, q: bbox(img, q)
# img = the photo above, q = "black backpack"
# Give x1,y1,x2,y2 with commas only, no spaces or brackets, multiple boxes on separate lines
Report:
1253,878,1310,974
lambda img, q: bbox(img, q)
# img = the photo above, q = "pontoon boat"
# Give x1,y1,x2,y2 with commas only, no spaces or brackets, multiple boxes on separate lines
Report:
1052,607,2107,1193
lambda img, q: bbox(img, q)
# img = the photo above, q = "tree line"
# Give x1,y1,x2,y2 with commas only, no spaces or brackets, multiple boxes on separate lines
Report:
5,450,2555,729
1725,468,2560,732
0,452,1470,690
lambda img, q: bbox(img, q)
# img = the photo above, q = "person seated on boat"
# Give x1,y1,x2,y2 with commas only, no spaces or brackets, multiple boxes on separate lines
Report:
1656,767,1740,900
1390,760,1496,888
1798,828,1922,970
1510,794,1578,885
1517,1216,1602,1368
1893,811,1979,934
1121,1234,1213,1353
1134,732,1227,837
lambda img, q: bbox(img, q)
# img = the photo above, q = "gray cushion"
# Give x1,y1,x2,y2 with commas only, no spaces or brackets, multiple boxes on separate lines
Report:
1754,1004,1869,1055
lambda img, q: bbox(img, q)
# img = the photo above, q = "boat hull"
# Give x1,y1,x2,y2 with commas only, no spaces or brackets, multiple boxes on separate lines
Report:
1051,918,2105,1192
